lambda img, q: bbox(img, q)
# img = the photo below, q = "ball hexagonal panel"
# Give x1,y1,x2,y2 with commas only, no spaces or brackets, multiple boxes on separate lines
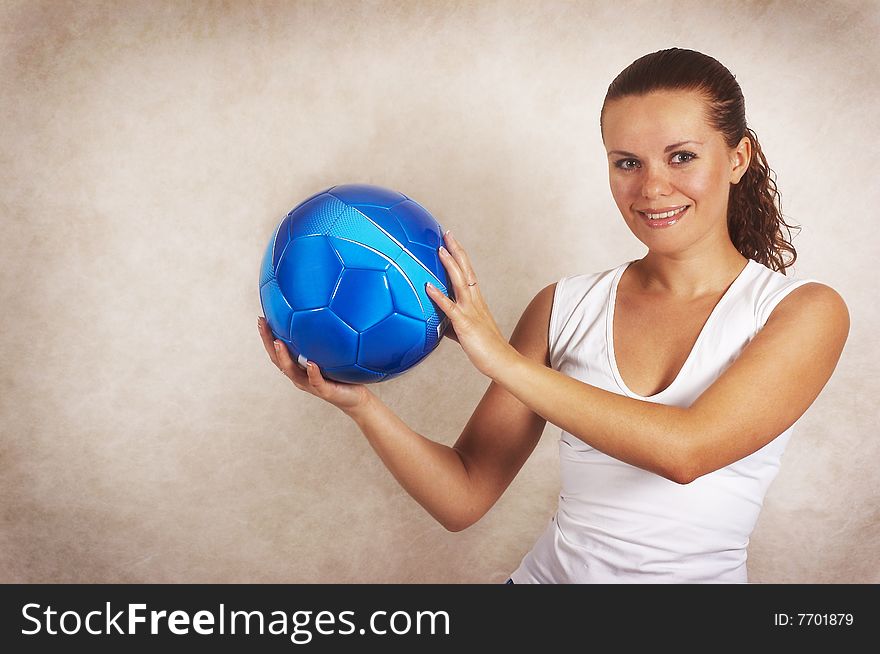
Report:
276,235,343,310
323,364,386,384
393,199,443,249
358,312,426,371
291,308,358,369
330,269,393,332
328,236,392,271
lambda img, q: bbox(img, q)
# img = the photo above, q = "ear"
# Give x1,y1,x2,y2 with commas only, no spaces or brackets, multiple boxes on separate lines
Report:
730,136,752,185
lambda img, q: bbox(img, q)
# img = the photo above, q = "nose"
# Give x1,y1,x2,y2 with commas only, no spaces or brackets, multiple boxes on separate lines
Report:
641,163,674,199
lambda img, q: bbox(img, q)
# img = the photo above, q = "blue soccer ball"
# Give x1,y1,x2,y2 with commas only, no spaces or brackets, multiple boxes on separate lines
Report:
258,183,453,384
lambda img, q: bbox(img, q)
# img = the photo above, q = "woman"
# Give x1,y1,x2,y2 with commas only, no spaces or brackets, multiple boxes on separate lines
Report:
257,48,849,583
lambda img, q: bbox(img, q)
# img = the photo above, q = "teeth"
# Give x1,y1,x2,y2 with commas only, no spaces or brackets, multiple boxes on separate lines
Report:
644,206,687,220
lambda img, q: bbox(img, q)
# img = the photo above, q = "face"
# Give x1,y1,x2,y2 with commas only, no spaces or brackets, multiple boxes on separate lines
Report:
602,90,751,255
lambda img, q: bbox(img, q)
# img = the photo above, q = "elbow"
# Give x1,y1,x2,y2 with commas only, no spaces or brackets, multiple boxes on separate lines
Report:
437,501,487,532
655,409,711,485
667,465,699,486
439,510,479,533
441,519,470,533
664,439,702,486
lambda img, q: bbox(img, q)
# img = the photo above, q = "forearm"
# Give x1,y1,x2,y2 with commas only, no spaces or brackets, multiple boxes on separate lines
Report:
343,391,475,531
490,345,692,482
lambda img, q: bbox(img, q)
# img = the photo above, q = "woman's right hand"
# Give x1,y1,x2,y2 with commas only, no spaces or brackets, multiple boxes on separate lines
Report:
258,316,372,414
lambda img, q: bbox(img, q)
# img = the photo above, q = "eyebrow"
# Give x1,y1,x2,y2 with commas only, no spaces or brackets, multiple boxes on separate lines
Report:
607,140,703,158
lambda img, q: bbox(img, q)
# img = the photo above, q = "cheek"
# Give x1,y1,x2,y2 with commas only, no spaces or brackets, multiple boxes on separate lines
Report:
684,160,733,203
609,175,638,204
608,167,725,205
682,172,717,201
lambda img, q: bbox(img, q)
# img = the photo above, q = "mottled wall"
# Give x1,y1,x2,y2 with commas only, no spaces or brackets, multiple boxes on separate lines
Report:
1,0,876,583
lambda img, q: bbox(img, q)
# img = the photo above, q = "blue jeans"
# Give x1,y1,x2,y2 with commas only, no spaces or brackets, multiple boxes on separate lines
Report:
505,578,514,584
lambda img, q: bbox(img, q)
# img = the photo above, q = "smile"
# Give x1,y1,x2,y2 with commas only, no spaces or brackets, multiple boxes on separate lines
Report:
639,205,689,220
638,205,690,228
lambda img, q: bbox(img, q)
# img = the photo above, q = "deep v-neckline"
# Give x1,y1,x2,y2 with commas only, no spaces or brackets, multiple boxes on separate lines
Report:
606,259,754,400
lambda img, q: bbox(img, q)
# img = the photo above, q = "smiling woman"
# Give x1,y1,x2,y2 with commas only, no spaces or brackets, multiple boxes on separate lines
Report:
260,47,850,584
601,51,800,274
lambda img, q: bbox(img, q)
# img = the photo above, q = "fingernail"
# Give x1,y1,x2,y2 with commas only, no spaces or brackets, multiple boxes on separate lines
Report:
444,229,451,237
273,341,280,350
438,245,447,256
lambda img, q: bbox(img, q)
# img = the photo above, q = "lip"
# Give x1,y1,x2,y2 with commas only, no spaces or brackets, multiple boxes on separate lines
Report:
638,205,689,228
636,204,689,216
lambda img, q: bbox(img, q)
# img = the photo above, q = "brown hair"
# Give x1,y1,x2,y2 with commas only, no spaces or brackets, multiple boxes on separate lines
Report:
600,48,799,273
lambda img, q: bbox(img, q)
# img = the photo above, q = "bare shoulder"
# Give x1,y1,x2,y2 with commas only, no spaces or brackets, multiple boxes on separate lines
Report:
686,280,850,480
769,281,850,337
509,282,557,366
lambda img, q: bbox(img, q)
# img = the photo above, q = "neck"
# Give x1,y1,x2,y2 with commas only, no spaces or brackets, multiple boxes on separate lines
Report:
630,245,749,300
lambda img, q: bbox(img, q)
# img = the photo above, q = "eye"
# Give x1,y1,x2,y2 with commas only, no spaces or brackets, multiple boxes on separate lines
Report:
614,158,639,171
614,150,697,171
672,151,697,164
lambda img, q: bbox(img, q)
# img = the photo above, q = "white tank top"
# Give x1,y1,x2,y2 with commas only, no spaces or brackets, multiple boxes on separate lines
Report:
509,258,820,583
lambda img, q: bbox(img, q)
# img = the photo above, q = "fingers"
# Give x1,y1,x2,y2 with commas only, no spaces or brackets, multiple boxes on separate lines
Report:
442,230,478,291
259,316,333,396
426,281,458,318
257,316,281,366
437,245,466,294
429,228,483,318
273,337,312,389
291,351,331,397
304,359,328,393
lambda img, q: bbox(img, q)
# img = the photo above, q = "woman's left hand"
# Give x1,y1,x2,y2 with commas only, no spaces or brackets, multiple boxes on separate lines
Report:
425,230,515,378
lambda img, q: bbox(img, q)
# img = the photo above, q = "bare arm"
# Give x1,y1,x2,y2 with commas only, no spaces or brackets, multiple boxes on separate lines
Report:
488,282,850,484
344,284,554,531
270,284,556,532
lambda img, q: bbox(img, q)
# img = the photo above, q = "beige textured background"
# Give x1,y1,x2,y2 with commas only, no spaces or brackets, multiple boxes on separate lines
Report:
1,0,877,583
